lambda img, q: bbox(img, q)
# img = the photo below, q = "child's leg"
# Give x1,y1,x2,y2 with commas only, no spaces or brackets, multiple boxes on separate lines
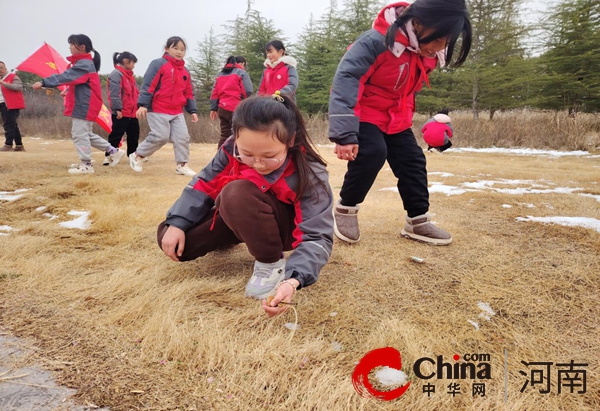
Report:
385,128,429,217
71,118,96,163
339,122,387,206
125,117,140,156
156,211,242,261
217,108,233,148
216,180,295,263
169,114,191,164
105,114,127,155
136,112,172,157
88,123,113,153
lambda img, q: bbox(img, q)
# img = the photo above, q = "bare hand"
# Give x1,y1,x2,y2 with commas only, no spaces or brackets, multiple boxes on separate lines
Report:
136,107,148,120
191,113,198,123
261,279,298,317
60,89,68,97
161,225,186,262
116,111,123,119
32,81,43,90
210,111,218,121
334,143,359,161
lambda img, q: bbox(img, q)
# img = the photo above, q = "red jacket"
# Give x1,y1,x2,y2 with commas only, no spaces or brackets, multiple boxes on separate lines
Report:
257,56,298,100
108,65,139,118
42,54,103,121
328,2,438,144
209,64,253,112
1,73,25,110
138,54,197,115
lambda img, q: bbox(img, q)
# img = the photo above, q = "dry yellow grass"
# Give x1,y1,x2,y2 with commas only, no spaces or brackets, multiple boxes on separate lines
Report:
1,137,599,410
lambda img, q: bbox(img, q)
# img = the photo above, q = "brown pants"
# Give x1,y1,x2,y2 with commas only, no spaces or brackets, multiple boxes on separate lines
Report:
157,180,295,263
217,107,233,148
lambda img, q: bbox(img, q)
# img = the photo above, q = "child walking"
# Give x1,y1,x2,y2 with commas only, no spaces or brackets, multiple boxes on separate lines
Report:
33,34,126,174
210,56,253,148
328,0,471,244
129,36,198,176
157,94,334,317
257,40,298,101
0,61,26,152
103,51,140,165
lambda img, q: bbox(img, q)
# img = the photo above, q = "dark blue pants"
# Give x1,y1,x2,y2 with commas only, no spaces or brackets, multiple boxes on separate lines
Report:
339,122,429,218
0,103,22,146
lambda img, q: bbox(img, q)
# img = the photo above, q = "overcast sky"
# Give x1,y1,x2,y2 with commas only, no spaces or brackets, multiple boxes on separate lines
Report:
1,0,548,76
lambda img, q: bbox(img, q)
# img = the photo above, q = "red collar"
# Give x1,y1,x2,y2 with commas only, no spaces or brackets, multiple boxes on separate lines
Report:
163,53,185,67
67,53,93,64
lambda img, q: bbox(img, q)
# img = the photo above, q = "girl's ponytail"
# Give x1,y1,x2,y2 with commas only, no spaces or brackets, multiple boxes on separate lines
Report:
113,52,120,67
91,49,101,72
385,16,408,51
222,56,237,74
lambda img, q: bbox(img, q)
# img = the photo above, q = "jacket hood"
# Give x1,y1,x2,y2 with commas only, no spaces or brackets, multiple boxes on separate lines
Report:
372,2,410,40
264,55,298,69
434,113,452,123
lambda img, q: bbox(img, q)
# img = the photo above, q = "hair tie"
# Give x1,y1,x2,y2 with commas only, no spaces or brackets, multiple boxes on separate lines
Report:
272,90,284,103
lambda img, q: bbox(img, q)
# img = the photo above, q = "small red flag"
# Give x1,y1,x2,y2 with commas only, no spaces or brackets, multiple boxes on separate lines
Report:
16,42,112,133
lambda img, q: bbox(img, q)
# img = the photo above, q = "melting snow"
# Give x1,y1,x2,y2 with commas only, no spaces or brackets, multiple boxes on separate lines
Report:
0,188,30,202
451,147,590,157
478,302,496,321
516,216,600,234
468,320,480,330
59,210,91,230
284,323,301,331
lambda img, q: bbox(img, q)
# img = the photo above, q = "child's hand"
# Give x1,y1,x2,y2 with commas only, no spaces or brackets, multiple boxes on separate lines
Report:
136,107,148,120
161,225,186,261
60,89,68,97
210,111,218,121
32,82,43,90
334,143,359,161
191,113,198,123
116,110,123,119
261,279,298,317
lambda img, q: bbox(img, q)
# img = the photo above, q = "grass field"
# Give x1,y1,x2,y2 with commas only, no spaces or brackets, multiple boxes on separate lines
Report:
1,137,599,410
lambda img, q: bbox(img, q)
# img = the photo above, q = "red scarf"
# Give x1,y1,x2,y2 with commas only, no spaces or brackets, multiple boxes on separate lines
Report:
115,65,137,95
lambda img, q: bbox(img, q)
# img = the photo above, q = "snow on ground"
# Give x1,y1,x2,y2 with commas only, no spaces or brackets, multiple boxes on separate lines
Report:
0,188,30,202
375,367,408,387
450,147,590,157
516,216,600,234
58,211,91,230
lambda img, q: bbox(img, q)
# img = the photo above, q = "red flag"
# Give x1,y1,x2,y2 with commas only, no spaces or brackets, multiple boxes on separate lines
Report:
16,42,112,133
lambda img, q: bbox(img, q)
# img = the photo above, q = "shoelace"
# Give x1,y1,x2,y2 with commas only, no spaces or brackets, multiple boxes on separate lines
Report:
253,266,279,279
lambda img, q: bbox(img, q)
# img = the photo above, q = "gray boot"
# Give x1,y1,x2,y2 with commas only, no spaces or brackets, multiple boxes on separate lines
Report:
333,199,360,243
401,213,452,245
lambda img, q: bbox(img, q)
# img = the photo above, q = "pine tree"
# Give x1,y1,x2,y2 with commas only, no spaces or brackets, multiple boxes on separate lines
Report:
188,27,224,113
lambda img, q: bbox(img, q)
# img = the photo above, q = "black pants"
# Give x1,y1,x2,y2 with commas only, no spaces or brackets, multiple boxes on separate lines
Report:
339,122,429,218
0,103,22,146
217,107,233,148
105,115,140,156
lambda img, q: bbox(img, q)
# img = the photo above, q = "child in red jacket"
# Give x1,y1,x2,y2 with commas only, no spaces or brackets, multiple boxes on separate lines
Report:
422,109,453,152
258,40,298,101
103,51,140,165
33,34,125,174
129,36,198,177
210,56,253,148
328,0,471,245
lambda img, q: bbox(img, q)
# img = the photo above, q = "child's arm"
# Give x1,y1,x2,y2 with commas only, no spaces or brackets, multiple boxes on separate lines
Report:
108,71,123,114
284,162,334,289
328,32,382,145
241,71,253,98
257,72,266,95
0,75,22,91
164,149,231,231
209,74,220,112
280,66,298,96
42,62,91,88
137,58,164,108
183,68,197,115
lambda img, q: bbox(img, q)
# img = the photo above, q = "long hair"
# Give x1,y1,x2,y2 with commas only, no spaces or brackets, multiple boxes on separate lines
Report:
222,55,237,74
232,95,328,201
68,34,101,71
384,0,472,67
113,51,138,67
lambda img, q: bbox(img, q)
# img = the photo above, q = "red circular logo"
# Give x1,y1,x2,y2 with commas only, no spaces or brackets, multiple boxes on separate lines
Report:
352,347,411,401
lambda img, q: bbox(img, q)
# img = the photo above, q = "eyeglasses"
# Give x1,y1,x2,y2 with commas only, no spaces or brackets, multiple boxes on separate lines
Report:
234,144,287,167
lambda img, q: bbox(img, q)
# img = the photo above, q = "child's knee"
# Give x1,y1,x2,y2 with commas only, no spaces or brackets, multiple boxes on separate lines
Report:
217,180,259,210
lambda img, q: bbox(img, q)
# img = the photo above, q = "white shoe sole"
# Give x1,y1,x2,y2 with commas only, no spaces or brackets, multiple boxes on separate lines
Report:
400,229,453,245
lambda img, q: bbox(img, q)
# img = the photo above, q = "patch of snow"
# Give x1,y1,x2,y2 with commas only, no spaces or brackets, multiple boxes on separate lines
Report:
516,216,600,234
429,172,455,177
580,193,600,203
468,320,480,330
35,206,48,212
59,210,91,230
452,147,590,157
478,302,496,321
375,367,408,387
284,323,301,331
43,213,58,220
502,204,512,208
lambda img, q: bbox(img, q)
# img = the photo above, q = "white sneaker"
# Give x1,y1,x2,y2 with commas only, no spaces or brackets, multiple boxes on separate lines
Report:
129,153,143,172
176,163,196,177
68,164,94,174
108,148,126,167
102,157,110,166
141,156,149,163
244,259,286,300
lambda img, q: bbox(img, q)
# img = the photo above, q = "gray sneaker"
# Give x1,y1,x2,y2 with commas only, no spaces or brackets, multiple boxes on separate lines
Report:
401,213,452,245
244,258,286,300
333,199,360,243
